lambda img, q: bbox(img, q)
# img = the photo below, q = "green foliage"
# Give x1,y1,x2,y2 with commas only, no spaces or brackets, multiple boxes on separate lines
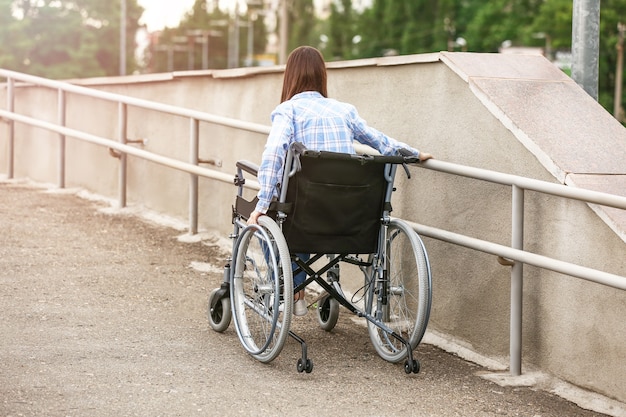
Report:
353,0,456,58
2,0,626,115
0,0,143,78
325,0,358,60
526,0,573,51
287,0,319,53
596,0,626,112
325,0,626,117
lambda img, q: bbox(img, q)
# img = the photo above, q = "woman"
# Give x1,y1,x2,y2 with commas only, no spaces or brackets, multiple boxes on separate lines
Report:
248,46,433,316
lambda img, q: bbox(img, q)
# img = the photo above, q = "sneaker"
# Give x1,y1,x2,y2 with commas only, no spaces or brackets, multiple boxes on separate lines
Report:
294,299,308,316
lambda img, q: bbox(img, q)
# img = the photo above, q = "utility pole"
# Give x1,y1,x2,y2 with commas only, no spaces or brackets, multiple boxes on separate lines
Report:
279,0,288,64
120,0,127,75
614,23,625,120
571,0,600,100
228,1,241,68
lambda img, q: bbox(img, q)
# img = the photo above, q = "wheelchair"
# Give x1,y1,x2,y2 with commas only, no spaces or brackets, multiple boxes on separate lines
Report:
207,145,432,374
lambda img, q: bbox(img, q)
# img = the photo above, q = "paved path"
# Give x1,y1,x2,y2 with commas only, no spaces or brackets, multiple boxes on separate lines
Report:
0,181,618,417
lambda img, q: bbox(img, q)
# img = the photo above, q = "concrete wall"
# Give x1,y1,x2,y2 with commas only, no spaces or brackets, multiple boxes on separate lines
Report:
1,52,625,405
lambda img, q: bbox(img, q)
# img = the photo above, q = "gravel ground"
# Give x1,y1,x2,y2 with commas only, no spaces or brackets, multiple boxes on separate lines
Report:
0,181,618,417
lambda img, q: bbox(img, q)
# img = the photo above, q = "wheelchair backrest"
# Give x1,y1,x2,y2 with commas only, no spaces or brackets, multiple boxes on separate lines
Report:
280,151,399,254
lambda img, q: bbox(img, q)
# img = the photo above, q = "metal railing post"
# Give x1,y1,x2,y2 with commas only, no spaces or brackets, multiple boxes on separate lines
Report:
189,118,199,234
6,77,14,179
118,102,128,208
510,185,525,376
57,89,66,188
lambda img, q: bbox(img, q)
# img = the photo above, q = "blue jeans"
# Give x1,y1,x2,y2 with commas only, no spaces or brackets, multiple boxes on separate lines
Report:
292,253,311,289
260,237,309,290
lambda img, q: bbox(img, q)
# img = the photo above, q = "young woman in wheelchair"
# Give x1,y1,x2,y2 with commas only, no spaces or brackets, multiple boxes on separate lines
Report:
247,46,433,316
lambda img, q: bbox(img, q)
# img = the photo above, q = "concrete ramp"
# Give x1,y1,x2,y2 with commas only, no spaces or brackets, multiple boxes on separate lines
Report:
2,52,625,407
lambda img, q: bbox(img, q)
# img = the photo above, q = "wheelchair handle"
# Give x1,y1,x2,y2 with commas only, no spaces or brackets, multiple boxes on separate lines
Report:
236,160,260,177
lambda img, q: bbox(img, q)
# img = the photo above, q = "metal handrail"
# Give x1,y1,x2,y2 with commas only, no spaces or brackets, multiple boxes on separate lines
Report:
2,68,625,379
0,108,253,187
421,158,626,209
1,69,271,134
411,159,626,375
1,68,266,234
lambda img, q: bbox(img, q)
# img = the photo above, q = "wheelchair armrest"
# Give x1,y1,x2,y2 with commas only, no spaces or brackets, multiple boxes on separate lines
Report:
236,160,260,177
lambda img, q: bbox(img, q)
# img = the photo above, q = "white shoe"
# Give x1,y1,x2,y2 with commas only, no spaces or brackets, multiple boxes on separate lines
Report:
294,299,308,316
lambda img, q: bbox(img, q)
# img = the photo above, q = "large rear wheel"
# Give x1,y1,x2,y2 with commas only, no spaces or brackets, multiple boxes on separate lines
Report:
230,216,293,363
367,219,432,363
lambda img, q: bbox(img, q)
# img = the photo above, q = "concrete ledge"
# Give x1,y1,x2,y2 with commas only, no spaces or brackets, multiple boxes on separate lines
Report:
426,329,626,417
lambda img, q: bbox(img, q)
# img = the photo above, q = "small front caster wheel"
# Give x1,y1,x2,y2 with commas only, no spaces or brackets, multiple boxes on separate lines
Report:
297,358,314,373
404,359,420,374
412,359,420,374
316,294,339,332
207,288,231,332
305,359,313,373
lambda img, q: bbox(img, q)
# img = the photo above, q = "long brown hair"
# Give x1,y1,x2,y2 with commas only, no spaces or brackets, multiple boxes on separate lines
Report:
280,46,328,102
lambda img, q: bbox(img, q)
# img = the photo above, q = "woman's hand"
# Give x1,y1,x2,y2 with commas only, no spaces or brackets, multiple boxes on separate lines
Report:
399,148,433,162
248,210,262,225
419,152,433,162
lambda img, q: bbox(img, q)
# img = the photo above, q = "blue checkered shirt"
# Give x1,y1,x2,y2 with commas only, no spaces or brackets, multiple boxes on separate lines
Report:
255,91,420,213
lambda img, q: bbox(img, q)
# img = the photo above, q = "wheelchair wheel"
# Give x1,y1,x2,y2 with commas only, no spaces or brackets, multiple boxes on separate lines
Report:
316,293,339,331
230,216,293,363
367,219,432,363
207,287,231,333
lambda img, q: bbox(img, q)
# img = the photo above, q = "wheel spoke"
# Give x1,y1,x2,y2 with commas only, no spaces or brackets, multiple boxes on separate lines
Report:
367,219,432,363
231,216,293,363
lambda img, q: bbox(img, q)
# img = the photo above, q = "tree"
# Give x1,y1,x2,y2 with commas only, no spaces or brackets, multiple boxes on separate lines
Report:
459,0,542,52
596,0,626,114
336,0,626,118
357,0,405,57
287,0,319,53
324,0,357,60
521,0,572,63
355,0,455,58
526,0,626,115
0,0,143,78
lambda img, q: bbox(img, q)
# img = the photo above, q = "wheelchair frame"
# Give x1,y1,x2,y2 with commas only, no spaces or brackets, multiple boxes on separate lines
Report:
208,146,432,374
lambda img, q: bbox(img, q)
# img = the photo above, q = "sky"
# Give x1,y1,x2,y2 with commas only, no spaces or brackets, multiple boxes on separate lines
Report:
137,0,250,32
136,0,344,33
137,0,198,32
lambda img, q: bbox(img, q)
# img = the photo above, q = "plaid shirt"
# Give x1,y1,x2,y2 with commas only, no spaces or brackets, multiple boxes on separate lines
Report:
255,91,420,213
